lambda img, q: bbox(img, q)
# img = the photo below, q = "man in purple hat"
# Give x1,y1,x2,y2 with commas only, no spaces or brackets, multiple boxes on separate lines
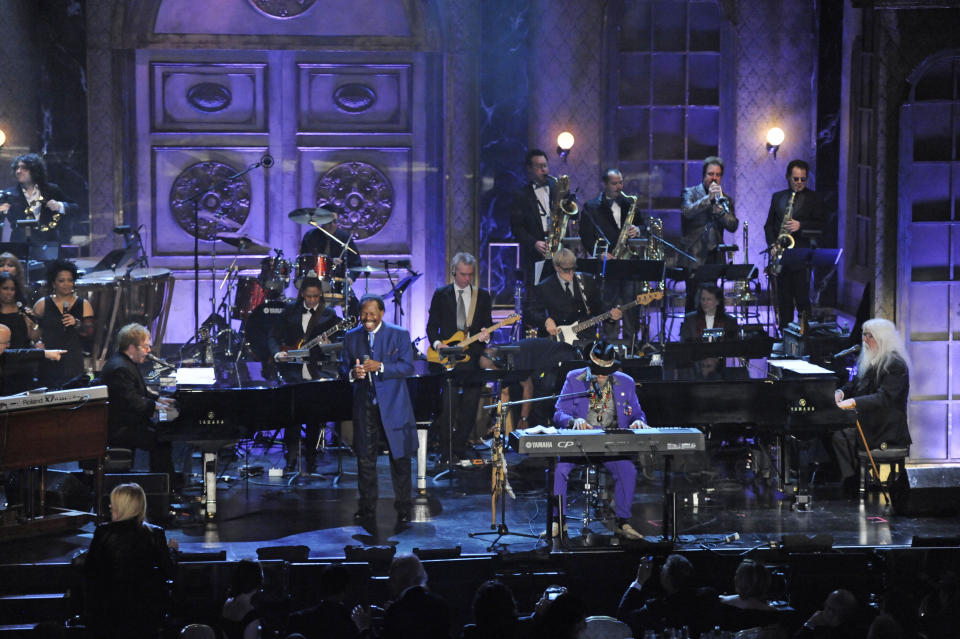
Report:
552,340,647,540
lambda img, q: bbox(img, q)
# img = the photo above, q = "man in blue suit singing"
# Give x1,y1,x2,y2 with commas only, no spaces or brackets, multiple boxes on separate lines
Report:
341,294,417,530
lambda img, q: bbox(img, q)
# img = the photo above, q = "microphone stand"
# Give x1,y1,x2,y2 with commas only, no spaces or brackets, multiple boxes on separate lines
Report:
182,157,272,342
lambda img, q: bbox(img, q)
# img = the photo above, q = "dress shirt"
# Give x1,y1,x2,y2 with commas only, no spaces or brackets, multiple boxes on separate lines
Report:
534,184,550,232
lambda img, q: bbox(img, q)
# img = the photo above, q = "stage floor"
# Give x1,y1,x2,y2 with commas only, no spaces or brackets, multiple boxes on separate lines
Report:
3,441,960,566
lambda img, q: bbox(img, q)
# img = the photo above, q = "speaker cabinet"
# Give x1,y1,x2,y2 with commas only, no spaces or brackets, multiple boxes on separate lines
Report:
891,466,960,517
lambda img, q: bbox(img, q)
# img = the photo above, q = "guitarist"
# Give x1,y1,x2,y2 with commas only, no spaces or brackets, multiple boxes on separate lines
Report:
269,277,343,472
426,252,492,464
525,248,621,344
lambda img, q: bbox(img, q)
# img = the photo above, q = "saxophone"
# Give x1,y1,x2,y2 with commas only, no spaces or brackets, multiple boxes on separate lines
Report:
768,191,796,276
610,195,639,259
544,175,578,260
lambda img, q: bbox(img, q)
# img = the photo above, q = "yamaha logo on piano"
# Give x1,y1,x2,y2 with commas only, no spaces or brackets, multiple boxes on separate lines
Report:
199,410,225,426
524,441,554,449
789,398,815,413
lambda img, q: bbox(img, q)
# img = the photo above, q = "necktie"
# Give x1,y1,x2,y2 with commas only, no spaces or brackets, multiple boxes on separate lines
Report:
564,281,574,298
457,289,466,331
368,331,375,351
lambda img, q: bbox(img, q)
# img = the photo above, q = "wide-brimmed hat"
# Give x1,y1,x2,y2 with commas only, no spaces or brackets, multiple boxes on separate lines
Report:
587,340,620,376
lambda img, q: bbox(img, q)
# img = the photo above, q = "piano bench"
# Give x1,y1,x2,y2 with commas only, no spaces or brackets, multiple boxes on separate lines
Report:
857,447,908,497
79,447,134,473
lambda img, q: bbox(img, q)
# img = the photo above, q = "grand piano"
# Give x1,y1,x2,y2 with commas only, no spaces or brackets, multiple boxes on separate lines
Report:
157,360,442,517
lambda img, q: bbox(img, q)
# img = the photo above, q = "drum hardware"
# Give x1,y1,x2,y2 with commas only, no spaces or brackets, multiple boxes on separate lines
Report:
259,249,292,298
287,207,358,255
215,232,272,255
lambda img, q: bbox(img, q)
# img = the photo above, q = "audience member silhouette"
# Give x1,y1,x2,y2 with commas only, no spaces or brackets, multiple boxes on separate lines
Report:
221,559,265,639
460,579,531,639
285,564,358,639
716,559,790,632
618,553,718,637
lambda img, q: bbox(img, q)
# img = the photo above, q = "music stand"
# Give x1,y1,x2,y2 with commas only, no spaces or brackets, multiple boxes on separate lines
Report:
780,247,842,270
383,271,422,324
662,337,774,366
576,258,665,283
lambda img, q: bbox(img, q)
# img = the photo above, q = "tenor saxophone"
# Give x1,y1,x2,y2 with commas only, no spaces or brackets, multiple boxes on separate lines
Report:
610,195,639,259
544,175,578,260
768,191,796,276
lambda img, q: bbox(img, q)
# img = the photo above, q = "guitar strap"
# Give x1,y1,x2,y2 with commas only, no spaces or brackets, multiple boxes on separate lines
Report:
466,284,478,330
573,273,590,315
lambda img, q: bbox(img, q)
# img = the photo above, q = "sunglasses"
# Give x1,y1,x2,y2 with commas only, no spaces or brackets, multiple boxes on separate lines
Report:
792,176,808,182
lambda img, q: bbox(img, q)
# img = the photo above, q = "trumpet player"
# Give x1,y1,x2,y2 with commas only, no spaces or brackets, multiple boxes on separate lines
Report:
763,159,824,329
580,169,644,340
681,156,739,311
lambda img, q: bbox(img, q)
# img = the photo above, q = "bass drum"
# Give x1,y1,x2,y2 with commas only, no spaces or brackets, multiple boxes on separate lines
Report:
232,270,267,320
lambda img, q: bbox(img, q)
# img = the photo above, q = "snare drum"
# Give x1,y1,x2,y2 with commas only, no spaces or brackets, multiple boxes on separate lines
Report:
295,254,332,284
259,257,291,298
233,270,267,320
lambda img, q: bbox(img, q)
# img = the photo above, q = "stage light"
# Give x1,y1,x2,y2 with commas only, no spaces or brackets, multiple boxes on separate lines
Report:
766,127,784,158
557,131,575,161
0,129,6,148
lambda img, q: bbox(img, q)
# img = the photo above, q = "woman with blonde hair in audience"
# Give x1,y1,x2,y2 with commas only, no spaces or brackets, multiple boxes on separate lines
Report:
84,482,177,638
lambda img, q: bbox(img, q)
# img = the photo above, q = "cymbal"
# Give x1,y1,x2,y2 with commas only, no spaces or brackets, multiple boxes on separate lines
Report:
349,265,383,275
288,207,336,226
215,232,272,253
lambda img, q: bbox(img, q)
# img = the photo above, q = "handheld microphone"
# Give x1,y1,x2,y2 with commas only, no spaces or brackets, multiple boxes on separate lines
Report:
16,302,41,323
260,154,274,168
63,302,71,327
832,344,861,359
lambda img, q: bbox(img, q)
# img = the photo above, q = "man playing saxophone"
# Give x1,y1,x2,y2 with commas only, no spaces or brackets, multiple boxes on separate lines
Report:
763,159,824,329
580,169,644,341
510,149,557,287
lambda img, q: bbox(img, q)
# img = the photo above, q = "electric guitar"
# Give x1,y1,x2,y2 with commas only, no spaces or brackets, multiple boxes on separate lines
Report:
427,314,520,369
282,316,357,358
551,291,663,345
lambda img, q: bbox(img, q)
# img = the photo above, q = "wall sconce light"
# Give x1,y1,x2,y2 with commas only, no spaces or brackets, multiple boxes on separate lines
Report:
0,129,6,149
557,131,575,161
766,127,784,158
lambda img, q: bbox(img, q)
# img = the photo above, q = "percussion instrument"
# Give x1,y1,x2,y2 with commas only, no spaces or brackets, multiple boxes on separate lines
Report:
216,232,272,254
258,256,291,297
232,270,266,320
295,254,333,282
288,207,336,226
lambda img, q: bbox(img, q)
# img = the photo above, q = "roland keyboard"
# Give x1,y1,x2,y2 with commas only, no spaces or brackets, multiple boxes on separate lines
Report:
510,426,705,457
0,386,109,413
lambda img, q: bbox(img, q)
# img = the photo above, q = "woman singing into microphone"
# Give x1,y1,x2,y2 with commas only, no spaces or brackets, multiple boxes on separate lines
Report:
0,271,39,348
33,260,93,388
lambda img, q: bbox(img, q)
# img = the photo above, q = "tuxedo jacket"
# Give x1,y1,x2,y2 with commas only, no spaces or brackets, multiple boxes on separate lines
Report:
100,352,157,444
425,284,493,362
339,322,417,459
580,193,642,257
764,188,825,271
1,182,77,243
267,301,341,381
553,368,646,429
680,183,738,266
525,272,604,336
299,226,362,270
509,176,558,275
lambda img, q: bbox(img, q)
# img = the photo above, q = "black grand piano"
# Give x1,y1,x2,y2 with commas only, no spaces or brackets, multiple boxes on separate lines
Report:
156,360,442,517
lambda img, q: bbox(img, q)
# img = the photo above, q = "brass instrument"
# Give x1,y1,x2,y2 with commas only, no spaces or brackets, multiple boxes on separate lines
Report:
610,195,639,259
22,190,63,233
768,191,796,276
544,174,578,260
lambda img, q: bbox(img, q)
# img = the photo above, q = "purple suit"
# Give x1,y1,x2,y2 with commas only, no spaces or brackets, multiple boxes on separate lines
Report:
553,368,646,520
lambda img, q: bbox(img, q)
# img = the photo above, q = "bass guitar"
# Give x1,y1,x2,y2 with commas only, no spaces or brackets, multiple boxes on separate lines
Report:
427,314,520,369
551,291,663,345
282,316,357,358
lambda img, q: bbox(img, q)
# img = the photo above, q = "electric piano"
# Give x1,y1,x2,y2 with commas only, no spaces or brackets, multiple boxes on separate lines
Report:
510,427,705,457
0,386,109,537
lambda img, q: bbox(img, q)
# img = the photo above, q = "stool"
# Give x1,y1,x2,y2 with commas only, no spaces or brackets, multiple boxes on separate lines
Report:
857,446,908,497
576,464,612,531
78,447,134,473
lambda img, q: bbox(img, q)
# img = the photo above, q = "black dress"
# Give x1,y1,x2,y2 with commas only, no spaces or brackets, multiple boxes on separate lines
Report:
0,310,31,349
37,296,86,387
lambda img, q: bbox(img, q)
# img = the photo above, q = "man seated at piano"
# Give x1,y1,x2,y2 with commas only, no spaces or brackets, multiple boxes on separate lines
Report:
100,323,177,485
525,248,621,344
679,284,739,343
832,318,911,494
551,339,646,541
270,277,344,473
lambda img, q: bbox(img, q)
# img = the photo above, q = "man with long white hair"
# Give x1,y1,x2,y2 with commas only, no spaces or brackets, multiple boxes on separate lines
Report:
832,318,911,492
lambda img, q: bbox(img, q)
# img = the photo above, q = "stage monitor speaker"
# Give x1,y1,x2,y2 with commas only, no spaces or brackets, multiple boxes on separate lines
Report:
891,466,960,517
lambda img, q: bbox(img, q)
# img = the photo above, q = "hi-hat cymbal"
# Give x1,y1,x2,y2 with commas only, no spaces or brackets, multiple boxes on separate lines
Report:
349,265,383,275
288,207,336,226
216,232,272,253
